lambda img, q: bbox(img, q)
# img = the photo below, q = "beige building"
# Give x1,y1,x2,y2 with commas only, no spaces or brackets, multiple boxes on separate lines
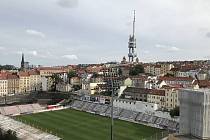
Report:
147,90,165,108
162,86,179,110
29,70,42,91
19,72,30,93
160,64,174,75
56,83,72,92
7,74,19,94
0,74,19,96
123,77,132,86
144,63,174,76
39,67,66,77
0,75,8,96
70,77,81,85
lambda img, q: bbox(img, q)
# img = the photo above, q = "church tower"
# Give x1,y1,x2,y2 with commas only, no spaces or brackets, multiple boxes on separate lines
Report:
21,53,25,71
128,10,138,63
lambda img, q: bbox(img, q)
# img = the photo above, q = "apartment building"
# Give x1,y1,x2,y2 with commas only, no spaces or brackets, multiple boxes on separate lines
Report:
19,72,30,93
7,74,19,94
0,75,8,96
39,67,66,76
147,89,165,108
162,86,179,110
29,70,42,91
0,73,19,96
41,76,53,91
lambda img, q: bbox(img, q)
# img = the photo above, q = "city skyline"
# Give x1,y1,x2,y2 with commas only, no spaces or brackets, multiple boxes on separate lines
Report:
1,0,210,66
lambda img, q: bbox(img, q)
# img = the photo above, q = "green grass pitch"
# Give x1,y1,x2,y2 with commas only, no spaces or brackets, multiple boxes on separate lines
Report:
16,109,162,140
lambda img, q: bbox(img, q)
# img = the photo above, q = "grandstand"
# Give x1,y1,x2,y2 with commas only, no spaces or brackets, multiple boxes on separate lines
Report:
105,106,123,118
71,100,85,109
119,109,138,121
70,100,179,132
92,103,109,114
0,114,60,140
0,103,44,116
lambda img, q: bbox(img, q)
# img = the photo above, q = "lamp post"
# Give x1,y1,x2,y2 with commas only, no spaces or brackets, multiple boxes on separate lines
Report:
110,78,114,140
103,65,120,140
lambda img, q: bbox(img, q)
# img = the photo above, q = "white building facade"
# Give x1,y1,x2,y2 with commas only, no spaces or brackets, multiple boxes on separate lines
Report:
113,99,158,113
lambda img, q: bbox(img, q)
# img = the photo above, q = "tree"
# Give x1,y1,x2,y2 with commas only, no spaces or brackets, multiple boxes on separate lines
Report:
129,64,144,76
67,70,77,79
118,68,122,76
0,129,18,140
51,74,63,91
72,85,81,91
164,73,174,77
0,65,17,70
170,106,180,118
92,72,99,78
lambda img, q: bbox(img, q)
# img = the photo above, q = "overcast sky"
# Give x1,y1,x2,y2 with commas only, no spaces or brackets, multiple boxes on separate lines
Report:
0,0,210,66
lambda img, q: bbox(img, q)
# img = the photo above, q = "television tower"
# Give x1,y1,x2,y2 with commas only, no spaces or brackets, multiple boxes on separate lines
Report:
128,10,137,63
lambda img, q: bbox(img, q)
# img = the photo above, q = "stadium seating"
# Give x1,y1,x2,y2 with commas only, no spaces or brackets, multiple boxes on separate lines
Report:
3,106,20,115
31,104,44,111
160,118,169,127
155,117,163,125
92,104,109,114
0,104,44,116
147,115,157,124
81,102,92,111
135,112,144,121
18,105,34,114
71,100,84,110
86,103,97,112
141,114,151,123
167,120,179,131
119,109,138,120
0,114,60,140
70,100,179,132
105,107,123,118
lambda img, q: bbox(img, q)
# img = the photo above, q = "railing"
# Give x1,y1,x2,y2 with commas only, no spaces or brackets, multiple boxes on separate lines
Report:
142,131,170,140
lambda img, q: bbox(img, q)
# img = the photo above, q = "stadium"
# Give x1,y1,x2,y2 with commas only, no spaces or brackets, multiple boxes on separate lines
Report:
0,92,178,140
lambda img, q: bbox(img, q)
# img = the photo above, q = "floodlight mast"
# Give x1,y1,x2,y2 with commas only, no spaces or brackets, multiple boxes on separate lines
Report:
111,77,114,140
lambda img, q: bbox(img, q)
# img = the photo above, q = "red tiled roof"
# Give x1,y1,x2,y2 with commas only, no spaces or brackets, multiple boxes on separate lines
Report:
0,74,19,80
38,67,64,71
124,87,165,96
7,74,19,79
159,76,194,81
0,75,7,80
19,72,30,77
193,80,210,88
161,84,183,89
130,75,148,80
170,68,179,72
155,65,161,68
28,70,40,75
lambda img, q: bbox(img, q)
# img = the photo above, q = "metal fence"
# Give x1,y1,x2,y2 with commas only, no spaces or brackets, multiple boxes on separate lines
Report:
142,131,169,140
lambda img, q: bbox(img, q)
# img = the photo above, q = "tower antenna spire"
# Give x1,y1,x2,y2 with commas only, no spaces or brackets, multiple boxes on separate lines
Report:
132,10,136,37
128,10,137,63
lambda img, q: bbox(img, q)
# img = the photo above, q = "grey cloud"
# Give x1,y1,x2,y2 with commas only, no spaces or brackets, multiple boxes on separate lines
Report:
56,0,78,8
0,46,5,50
155,44,180,52
62,54,78,60
26,29,46,38
0,0,210,66
206,32,210,38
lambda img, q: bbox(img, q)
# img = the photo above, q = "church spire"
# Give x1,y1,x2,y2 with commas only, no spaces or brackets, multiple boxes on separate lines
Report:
21,53,25,71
